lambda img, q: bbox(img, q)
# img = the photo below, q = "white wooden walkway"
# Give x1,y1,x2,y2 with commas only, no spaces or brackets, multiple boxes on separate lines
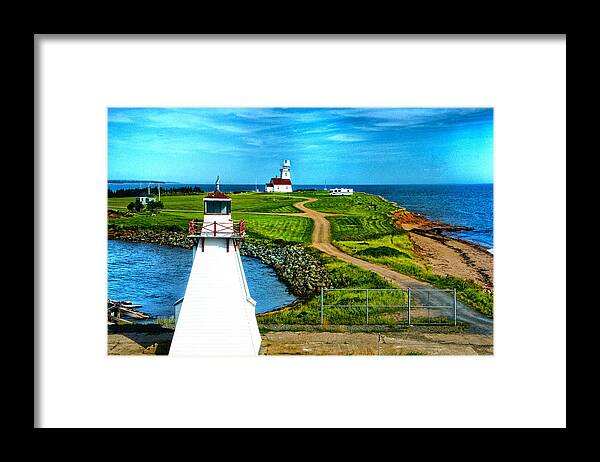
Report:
169,239,261,356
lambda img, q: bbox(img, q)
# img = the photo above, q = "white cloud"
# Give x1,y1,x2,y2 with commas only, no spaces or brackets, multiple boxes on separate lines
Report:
107,111,135,123
327,133,364,142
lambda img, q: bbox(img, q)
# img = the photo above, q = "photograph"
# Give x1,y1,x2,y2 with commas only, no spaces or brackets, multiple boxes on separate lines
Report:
36,35,566,429
106,107,494,356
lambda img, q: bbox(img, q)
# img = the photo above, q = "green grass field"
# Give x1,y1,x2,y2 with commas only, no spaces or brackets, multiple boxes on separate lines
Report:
108,192,302,213
108,192,310,241
335,234,419,266
298,192,402,240
302,191,398,214
107,190,401,242
231,192,302,213
328,215,401,241
233,213,312,243
108,209,312,243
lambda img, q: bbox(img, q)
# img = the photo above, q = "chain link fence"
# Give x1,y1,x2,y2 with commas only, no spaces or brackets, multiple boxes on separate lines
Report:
320,287,457,326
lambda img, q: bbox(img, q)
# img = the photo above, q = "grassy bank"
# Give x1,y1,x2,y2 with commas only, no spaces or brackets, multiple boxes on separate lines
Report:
334,235,493,317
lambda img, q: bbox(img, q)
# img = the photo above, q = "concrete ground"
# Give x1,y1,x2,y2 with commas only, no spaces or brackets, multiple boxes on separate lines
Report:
107,327,493,356
259,331,492,355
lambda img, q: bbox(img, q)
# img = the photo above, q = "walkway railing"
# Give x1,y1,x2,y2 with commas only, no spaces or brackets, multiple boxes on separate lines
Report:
188,219,246,238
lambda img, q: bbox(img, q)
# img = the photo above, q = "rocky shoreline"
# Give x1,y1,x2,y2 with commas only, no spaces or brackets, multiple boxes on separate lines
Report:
108,228,330,300
391,208,473,234
240,240,331,298
108,227,193,248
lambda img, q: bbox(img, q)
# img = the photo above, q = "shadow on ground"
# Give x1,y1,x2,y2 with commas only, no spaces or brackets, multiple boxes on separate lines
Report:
107,324,173,355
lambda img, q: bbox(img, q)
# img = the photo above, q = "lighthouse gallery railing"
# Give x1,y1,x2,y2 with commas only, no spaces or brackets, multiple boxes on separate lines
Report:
188,219,246,238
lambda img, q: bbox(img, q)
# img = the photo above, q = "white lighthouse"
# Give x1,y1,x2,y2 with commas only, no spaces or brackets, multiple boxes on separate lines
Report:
169,177,261,356
265,159,293,192
280,159,291,180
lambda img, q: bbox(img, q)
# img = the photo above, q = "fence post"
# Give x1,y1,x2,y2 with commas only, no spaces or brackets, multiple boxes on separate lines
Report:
453,288,457,326
320,287,324,325
408,288,411,326
366,289,369,325
427,290,430,323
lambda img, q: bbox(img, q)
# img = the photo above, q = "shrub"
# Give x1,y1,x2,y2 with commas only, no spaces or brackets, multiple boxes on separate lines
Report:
356,246,410,259
127,201,144,212
147,200,164,210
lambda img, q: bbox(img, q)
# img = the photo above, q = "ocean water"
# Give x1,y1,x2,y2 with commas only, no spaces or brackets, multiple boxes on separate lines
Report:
109,183,493,249
108,240,295,319
352,184,494,249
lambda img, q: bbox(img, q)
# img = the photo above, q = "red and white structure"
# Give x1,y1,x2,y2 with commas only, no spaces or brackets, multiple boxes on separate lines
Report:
169,177,261,356
265,159,293,192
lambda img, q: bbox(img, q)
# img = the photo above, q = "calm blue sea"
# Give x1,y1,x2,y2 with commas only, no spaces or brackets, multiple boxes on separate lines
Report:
109,183,493,249
108,240,295,319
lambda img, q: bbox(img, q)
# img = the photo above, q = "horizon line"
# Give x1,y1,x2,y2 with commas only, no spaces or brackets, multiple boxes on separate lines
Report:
108,180,494,186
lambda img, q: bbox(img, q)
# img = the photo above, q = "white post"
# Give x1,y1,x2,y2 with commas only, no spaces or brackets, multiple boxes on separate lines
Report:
158,184,160,202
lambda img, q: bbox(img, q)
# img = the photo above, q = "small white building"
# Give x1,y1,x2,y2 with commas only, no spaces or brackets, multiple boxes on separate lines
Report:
169,177,261,356
265,160,293,192
329,188,354,196
135,193,155,205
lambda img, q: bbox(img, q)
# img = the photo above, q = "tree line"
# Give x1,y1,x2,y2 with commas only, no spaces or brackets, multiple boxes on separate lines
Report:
108,186,205,197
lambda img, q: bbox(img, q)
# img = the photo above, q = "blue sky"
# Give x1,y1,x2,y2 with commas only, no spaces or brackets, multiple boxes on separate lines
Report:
108,107,493,184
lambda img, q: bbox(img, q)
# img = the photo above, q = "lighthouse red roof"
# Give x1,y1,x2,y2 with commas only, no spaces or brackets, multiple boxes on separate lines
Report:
205,191,230,199
270,178,292,185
